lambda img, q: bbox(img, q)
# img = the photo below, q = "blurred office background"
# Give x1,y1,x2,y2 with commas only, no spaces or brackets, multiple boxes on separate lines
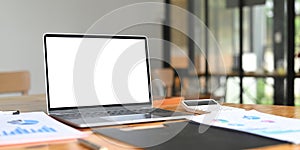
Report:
164,0,299,106
1,0,300,106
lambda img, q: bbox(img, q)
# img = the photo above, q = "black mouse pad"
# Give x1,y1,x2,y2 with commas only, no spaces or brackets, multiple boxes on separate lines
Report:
93,121,289,150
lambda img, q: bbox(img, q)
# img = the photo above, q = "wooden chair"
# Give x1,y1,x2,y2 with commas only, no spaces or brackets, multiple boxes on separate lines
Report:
152,68,174,97
0,71,30,95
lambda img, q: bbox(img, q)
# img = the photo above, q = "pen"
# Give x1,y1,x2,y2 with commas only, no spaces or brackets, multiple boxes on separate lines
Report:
77,138,107,150
0,110,20,115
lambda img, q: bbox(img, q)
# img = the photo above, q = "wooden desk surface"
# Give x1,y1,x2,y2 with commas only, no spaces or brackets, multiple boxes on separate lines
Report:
0,95,299,150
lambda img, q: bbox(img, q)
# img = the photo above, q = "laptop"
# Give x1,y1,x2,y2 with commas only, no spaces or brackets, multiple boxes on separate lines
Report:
43,33,192,128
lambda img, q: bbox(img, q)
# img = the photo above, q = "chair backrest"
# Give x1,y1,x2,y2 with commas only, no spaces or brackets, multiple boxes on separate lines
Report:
152,68,174,97
0,71,30,95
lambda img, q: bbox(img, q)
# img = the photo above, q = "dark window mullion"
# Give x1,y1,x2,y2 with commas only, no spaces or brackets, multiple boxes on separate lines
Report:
287,0,295,106
239,0,244,104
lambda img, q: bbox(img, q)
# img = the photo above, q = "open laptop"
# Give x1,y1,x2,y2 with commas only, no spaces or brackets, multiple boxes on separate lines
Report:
43,33,191,128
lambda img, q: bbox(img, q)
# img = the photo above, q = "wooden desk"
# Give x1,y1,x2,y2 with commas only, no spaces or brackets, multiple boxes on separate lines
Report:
0,94,47,112
0,95,300,150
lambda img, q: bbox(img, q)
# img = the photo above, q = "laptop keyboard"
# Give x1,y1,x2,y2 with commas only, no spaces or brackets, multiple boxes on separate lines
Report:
53,108,173,120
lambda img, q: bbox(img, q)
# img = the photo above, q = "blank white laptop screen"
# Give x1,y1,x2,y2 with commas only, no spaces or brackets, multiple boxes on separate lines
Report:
44,35,150,108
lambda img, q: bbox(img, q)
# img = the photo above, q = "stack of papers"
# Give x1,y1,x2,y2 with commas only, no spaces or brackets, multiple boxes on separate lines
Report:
0,112,86,146
192,108,300,144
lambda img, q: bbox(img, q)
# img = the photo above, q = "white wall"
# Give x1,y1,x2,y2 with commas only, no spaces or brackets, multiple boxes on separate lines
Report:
0,0,164,94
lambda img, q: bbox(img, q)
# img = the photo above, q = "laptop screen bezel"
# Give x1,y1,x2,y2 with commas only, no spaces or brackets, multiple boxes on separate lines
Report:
43,33,153,111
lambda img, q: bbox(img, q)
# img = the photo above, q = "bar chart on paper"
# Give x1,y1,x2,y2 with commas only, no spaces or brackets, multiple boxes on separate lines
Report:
0,112,85,146
1,126,57,136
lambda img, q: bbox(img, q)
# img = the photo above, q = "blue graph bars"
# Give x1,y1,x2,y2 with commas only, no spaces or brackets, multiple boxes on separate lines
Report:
1,126,57,136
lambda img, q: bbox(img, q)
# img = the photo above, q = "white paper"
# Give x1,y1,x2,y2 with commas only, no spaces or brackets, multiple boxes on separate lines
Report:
219,106,245,111
192,109,300,144
0,112,86,146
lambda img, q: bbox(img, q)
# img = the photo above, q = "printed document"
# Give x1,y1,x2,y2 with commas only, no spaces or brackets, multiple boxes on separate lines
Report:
192,109,300,144
0,112,86,146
